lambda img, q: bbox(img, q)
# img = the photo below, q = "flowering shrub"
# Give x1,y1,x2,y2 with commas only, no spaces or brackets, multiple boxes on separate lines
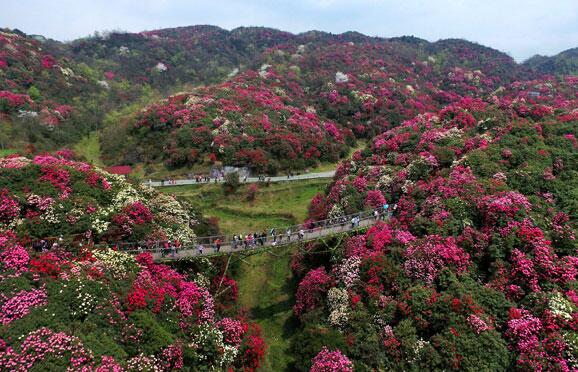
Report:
403,235,470,284
310,347,353,372
0,287,48,325
0,188,19,224
294,267,333,317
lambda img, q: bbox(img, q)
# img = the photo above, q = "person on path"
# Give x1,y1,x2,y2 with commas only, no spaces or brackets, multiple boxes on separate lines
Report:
197,243,204,255
270,228,277,243
232,235,238,250
162,241,170,257
215,238,221,253
383,202,389,218
374,209,380,220
286,228,292,242
261,231,267,246
298,229,305,241
391,203,397,217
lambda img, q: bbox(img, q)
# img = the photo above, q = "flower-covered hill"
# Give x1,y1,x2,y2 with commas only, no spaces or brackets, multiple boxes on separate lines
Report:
121,68,354,172
0,152,267,370
69,25,298,92
0,243,266,370
0,29,155,153
266,39,514,139
0,153,198,244
289,82,578,370
111,32,535,173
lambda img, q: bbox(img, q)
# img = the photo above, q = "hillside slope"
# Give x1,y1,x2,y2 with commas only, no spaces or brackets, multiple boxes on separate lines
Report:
289,77,578,370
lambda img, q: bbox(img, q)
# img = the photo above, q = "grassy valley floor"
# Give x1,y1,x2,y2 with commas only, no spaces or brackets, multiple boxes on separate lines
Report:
235,246,299,371
164,179,328,370
160,178,330,235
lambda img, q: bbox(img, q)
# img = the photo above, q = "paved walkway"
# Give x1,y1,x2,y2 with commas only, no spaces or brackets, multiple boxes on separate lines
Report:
145,171,336,187
117,210,387,261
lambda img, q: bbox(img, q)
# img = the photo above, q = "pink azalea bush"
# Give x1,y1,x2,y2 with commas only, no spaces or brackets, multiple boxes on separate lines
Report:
310,347,353,372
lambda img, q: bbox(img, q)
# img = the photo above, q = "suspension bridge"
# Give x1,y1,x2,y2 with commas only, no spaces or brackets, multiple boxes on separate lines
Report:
113,209,388,261
145,170,336,187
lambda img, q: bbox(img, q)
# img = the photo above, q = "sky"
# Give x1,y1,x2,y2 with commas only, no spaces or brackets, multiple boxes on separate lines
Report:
2,0,578,62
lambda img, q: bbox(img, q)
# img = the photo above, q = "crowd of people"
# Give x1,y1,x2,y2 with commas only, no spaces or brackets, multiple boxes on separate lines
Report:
31,236,63,252
158,240,181,258
151,173,276,187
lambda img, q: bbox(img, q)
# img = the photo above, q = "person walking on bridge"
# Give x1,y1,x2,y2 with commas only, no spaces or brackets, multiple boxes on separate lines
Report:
261,231,267,246
270,228,277,243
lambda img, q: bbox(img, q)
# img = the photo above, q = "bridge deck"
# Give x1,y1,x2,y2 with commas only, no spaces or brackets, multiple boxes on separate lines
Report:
146,171,336,187
119,210,388,261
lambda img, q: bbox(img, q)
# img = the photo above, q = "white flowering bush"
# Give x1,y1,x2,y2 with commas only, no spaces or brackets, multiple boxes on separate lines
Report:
549,292,576,320
93,248,140,279
327,287,350,330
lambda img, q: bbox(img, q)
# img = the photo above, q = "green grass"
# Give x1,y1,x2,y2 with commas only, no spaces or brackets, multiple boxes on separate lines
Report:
165,180,325,369
0,148,18,157
235,245,299,371
74,132,103,166
161,178,330,235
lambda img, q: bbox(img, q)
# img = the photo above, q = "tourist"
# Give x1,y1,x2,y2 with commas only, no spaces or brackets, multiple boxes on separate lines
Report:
270,228,277,243
286,228,292,242
215,238,221,252
374,209,380,220
298,229,305,241
197,243,204,255
261,231,267,245
232,235,238,249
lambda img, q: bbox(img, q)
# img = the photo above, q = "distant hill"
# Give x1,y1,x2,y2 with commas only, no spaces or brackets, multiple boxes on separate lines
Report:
0,25,574,170
524,47,578,75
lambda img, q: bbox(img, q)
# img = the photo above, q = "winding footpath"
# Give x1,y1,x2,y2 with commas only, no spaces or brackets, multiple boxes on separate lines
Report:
145,170,336,187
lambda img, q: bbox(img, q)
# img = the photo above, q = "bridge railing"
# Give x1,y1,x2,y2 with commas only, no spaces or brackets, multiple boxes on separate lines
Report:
112,208,388,256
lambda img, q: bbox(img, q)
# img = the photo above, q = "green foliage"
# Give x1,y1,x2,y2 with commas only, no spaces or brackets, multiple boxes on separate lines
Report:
222,172,240,195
